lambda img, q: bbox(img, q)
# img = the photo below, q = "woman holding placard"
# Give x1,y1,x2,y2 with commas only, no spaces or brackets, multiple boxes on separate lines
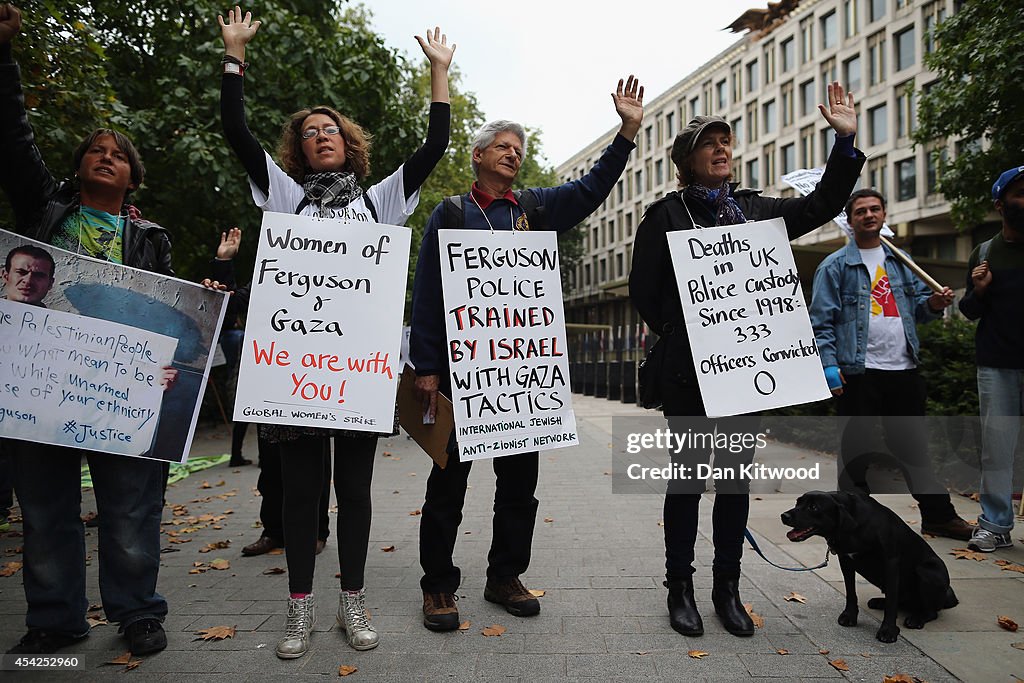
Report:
628,82,862,638
217,6,453,658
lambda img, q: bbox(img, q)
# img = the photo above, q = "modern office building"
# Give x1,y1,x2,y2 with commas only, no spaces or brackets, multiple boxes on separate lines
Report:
557,0,969,338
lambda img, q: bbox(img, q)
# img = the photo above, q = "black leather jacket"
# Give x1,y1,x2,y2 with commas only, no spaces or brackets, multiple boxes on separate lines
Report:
0,49,173,275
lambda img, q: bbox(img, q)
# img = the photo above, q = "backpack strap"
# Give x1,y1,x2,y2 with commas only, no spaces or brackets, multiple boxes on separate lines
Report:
512,189,548,231
978,237,993,263
442,195,465,229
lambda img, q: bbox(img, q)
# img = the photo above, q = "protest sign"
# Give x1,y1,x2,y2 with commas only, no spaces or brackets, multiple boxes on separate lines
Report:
234,211,410,432
438,229,578,460
0,228,228,462
666,218,831,416
781,167,894,239
0,299,176,455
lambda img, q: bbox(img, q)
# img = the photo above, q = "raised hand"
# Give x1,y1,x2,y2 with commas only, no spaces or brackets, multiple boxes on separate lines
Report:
818,81,856,137
216,227,242,260
612,75,645,141
218,5,261,59
415,26,455,71
0,4,22,46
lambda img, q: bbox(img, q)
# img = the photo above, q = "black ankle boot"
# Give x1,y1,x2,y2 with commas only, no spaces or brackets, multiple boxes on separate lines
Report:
711,576,755,636
664,578,703,636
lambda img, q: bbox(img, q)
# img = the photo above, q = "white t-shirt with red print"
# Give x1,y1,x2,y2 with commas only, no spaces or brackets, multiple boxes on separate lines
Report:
859,246,914,370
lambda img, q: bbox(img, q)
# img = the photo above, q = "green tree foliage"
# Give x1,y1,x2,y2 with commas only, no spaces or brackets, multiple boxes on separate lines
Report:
913,2,1024,229
4,0,425,279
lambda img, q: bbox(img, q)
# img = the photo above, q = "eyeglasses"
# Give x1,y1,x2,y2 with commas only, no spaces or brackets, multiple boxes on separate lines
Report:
301,126,341,140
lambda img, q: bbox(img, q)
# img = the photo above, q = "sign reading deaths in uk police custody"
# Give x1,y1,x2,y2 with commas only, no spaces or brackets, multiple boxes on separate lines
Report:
235,211,410,431
667,218,830,417
439,229,578,460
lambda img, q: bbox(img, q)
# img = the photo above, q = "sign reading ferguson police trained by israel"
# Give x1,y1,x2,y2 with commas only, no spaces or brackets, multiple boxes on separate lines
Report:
666,218,831,417
438,230,578,460
234,212,410,431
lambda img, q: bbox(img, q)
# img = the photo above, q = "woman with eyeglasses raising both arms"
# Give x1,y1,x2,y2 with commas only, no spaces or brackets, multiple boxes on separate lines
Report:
217,5,454,659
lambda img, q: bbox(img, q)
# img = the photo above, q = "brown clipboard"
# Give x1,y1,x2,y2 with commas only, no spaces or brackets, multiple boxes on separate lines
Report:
397,365,453,469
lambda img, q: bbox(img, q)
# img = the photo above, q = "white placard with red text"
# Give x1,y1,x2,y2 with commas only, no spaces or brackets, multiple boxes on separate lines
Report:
439,229,578,460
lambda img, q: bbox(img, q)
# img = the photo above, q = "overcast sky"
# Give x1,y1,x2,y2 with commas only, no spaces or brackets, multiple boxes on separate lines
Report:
364,0,757,167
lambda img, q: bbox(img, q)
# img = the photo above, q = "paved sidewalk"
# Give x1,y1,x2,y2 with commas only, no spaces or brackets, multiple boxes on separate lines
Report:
1,394,1022,681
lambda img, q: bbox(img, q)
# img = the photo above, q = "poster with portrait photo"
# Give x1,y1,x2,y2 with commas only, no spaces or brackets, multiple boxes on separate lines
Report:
0,228,228,462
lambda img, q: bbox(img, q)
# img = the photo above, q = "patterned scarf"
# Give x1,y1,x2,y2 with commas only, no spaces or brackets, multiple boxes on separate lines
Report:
302,171,362,208
685,182,747,226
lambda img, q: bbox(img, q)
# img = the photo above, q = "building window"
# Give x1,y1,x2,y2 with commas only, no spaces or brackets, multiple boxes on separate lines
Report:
645,160,653,193
896,81,916,138
820,58,837,105
716,80,727,110
781,143,796,175
923,1,947,55
870,0,886,23
731,117,743,146
800,125,815,167
895,26,915,72
599,258,607,283
869,103,888,145
763,41,776,85
821,11,838,50
896,0,911,9
644,126,652,151
626,211,634,236
800,18,814,63
868,31,887,85
616,253,624,279
844,54,862,94
584,263,591,287
926,145,946,195
800,79,816,116
763,99,777,134
844,0,859,38
896,157,916,200
781,37,795,73
689,95,700,120
821,128,837,165
868,155,888,196
763,143,776,186
730,62,742,103
746,159,760,188
746,102,759,143
655,159,664,187
702,81,713,116
666,112,675,139
634,169,643,196
781,81,795,127
616,180,624,204
746,60,759,93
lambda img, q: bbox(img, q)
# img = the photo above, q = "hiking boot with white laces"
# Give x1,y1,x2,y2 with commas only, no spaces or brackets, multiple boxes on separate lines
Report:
276,594,315,659
337,588,378,650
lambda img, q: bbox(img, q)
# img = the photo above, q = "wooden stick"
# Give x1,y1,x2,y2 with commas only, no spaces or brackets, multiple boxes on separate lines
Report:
879,236,943,293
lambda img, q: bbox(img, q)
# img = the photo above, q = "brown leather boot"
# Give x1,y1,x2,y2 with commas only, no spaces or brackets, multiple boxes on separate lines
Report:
241,535,282,557
484,577,541,617
422,592,459,631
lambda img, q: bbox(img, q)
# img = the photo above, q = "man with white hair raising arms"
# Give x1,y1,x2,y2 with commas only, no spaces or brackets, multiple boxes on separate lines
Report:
410,76,644,631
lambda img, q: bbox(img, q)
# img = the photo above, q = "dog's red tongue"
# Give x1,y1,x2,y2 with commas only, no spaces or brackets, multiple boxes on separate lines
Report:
786,528,810,541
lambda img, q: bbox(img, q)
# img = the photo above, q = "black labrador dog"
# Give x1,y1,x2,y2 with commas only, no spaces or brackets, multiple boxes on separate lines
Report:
781,491,958,643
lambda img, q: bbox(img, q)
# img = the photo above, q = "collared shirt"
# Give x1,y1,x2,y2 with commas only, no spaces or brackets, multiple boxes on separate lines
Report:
470,182,519,210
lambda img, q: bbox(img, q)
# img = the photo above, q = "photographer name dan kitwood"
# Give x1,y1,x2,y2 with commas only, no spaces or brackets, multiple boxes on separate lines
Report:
626,461,821,481
625,428,769,455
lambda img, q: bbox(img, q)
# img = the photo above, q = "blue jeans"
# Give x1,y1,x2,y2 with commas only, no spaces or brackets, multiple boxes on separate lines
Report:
11,442,167,634
976,366,1024,533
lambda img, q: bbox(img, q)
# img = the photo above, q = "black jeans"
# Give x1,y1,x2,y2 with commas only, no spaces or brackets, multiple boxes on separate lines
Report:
662,385,753,581
279,434,377,593
837,369,956,524
419,443,539,594
257,437,329,543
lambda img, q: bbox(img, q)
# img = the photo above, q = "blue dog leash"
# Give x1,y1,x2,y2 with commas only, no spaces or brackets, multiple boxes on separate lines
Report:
744,528,829,571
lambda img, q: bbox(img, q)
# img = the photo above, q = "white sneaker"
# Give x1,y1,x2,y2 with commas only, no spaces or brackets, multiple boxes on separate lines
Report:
277,594,316,659
967,527,1013,553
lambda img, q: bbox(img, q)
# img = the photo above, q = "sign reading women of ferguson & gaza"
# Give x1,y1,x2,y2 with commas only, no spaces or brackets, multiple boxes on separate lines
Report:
667,218,830,417
234,211,410,431
439,229,578,460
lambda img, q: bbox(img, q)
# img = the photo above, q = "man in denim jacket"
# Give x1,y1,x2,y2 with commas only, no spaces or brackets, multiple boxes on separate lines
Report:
809,188,973,540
